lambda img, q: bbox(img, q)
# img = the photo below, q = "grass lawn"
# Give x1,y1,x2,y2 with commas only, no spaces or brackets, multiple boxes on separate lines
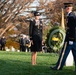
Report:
0,51,75,75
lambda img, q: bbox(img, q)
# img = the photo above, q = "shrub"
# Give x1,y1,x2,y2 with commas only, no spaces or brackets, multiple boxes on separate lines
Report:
6,38,19,50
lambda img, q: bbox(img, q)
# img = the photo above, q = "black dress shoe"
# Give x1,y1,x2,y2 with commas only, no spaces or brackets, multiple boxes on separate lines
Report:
50,66,62,70
50,66,57,70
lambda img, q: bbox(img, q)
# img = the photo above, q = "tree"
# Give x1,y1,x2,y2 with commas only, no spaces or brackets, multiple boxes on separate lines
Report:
50,0,76,25
0,0,34,37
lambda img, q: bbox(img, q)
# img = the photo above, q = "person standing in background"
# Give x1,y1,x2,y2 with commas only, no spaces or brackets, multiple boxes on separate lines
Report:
0,36,6,51
26,36,31,52
19,35,26,52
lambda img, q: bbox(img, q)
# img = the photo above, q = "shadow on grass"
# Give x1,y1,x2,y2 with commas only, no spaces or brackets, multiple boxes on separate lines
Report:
0,59,75,75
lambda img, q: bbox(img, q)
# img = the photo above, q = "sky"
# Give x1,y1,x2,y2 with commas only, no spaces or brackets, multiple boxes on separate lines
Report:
21,0,55,16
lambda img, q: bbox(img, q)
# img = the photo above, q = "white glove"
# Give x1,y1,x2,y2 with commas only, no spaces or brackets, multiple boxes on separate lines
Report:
69,41,73,45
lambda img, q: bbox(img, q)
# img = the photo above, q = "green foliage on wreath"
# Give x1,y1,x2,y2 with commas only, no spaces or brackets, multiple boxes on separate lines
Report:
45,26,66,52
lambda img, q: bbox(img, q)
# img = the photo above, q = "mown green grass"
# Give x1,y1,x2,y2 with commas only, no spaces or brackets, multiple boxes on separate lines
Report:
0,51,75,75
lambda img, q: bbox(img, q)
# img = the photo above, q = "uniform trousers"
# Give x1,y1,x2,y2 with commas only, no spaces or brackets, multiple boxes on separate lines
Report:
55,41,76,70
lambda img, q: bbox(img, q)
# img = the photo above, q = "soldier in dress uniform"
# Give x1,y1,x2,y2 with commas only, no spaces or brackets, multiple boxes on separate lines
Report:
29,11,43,65
50,3,76,71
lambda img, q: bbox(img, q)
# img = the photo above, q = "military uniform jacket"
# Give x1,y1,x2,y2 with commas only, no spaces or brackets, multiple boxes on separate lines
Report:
65,12,76,41
29,19,43,52
29,19,43,40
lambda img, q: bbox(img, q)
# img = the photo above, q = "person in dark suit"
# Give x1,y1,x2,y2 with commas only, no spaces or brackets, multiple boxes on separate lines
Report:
29,11,43,65
50,3,76,71
0,36,6,50
19,35,26,52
